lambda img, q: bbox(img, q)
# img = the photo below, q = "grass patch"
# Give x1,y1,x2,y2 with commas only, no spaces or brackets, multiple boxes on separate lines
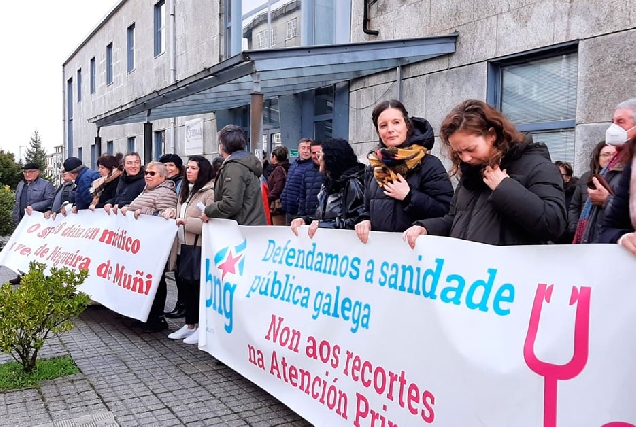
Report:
0,355,80,391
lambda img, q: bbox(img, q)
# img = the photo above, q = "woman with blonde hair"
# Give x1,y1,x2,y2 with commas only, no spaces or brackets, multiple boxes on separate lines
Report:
404,99,566,247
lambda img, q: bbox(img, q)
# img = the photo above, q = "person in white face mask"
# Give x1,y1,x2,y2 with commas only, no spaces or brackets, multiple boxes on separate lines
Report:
599,98,636,251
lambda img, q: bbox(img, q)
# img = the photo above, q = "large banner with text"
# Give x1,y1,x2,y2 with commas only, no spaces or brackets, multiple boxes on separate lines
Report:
199,219,636,427
0,211,177,321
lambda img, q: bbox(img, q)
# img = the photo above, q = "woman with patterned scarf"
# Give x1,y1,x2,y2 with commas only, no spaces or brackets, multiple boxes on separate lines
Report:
572,140,626,244
89,153,123,209
355,100,453,243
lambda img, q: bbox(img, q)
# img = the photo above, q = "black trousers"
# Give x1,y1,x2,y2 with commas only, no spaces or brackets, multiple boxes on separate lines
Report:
148,272,167,321
183,278,200,326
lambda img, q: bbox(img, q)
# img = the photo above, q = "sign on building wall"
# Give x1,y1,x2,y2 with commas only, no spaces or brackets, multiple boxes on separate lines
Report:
185,118,204,155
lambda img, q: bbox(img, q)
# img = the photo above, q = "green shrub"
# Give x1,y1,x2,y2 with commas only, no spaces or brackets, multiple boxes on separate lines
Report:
0,262,90,372
0,185,14,236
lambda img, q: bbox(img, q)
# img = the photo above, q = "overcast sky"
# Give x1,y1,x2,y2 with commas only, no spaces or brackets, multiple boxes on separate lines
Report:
0,0,117,160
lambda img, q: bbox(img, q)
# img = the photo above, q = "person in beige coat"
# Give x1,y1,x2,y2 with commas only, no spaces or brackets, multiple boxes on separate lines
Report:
121,161,178,332
163,156,216,344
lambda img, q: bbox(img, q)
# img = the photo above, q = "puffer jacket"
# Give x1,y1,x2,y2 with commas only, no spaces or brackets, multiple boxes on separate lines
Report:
168,181,215,270
12,177,56,223
360,117,454,232
280,157,314,215
304,163,366,230
51,181,76,213
126,180,177,216
297,163,325,217
105,169,146,207
204,151,267,225
418,137,566,245
599,160,634,243
74,167,101,210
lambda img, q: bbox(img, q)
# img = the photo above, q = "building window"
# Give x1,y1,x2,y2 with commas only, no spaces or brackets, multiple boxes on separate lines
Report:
313,86,334,140
127,24,135,72
77,147,83,163
77,69,82,102
154,130,165,160
90,144,96,170
90,57,96,94
127,137,135,153
106,141,113,154
270,28,277,47
489,45,578,164
67,78,73,156
106,43,113,85
154,1,166,56
286,17,298,40
256,31,266,49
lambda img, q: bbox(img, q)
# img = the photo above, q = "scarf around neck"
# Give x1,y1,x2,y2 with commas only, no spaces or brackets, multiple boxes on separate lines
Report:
367,144,426,187
90,169,122,204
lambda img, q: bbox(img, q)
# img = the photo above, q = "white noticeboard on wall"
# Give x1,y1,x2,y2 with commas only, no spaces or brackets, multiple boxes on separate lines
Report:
185,118,203,155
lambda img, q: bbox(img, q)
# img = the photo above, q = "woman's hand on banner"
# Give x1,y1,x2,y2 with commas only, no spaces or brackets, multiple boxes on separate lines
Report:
290,218,305,236
176,218,187,226
403,225,427,249
120,206,128,216
133,209,141,220
308,220,320,239
162,208,176,220
103,203,112,215
355,220,372,243
618,232,636,256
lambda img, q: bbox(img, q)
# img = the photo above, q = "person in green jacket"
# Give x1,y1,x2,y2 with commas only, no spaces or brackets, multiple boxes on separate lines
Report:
202,125,267,225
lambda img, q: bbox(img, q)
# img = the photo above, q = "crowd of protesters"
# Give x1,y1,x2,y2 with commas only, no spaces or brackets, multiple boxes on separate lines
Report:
9,97,636,338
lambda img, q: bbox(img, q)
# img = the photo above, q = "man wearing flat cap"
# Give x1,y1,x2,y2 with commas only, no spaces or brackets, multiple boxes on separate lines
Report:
12,162,55,225
10,163,55,284
62,156,100,211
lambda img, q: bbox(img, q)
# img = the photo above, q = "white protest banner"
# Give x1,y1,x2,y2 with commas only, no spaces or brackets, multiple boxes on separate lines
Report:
199,219,636,427
185,118,203,155
0,211,177,321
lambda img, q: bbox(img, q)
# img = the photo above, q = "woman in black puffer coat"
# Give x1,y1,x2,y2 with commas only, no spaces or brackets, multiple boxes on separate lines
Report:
355,100,453,243
291,138,365,238
404,99,566,247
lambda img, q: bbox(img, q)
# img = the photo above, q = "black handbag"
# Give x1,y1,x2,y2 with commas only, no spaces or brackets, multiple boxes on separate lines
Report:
178,234,202,282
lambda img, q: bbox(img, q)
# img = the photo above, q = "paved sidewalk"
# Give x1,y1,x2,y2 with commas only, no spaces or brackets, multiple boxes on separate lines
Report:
0,269,312,427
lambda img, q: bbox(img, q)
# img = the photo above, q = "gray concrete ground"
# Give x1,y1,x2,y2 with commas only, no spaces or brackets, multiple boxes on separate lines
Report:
0,266,312,427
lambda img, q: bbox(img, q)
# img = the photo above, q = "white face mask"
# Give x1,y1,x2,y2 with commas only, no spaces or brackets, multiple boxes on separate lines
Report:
606,123,635,146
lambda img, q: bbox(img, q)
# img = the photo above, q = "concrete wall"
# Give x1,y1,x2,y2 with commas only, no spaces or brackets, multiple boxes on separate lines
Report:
63,0,223,164
349,0,636,175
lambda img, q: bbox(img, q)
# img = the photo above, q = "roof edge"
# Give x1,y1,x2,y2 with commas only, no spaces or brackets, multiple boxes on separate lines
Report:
63,0,128,67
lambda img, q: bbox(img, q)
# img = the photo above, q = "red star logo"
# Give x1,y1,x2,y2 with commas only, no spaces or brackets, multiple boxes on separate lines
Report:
217,250,242,280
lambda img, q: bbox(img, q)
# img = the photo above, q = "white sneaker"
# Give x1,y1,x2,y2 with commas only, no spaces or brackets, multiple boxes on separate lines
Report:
183,328,199,345
168,325,196,340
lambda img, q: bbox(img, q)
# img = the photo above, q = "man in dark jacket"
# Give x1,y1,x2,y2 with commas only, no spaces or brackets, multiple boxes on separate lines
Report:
280,138,313,224
297,141,325,217
61,157,100,211
48,171,76,216
101,152,146,213
203,125,267,225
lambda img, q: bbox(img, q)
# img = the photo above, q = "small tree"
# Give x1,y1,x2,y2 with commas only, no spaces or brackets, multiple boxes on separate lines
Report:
24,131,48,172
0,185,15,236
0,150,22,190
0,262,90,372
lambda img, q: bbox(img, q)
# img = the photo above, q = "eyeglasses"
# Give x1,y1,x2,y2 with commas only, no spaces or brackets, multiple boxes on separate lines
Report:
145,171,157,176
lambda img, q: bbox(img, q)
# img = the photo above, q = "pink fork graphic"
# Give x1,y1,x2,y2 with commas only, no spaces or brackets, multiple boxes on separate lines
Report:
524,284,591,427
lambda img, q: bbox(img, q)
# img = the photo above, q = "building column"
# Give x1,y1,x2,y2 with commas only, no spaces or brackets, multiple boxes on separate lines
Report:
144,122,153,164
249,73,263,153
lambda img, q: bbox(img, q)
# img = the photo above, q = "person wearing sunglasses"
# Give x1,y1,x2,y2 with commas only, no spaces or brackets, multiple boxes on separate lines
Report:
120,161,178,332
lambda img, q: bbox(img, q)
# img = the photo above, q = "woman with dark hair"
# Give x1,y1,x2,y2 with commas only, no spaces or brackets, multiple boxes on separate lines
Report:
159,154,184,195
164,155,216,344
571,141,623,243
89,153,124,209
567,142,616,239
291,138,365,237
355,100,453,243
268,146,291,225
403,99,566,247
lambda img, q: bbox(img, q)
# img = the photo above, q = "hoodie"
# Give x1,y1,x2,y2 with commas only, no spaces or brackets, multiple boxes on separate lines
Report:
418,136,566,245
204,150,267,225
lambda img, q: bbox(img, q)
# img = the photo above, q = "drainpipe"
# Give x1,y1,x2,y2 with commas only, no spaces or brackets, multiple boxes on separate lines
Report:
62,69,67,160
363,0,379,36
169,0,177,154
